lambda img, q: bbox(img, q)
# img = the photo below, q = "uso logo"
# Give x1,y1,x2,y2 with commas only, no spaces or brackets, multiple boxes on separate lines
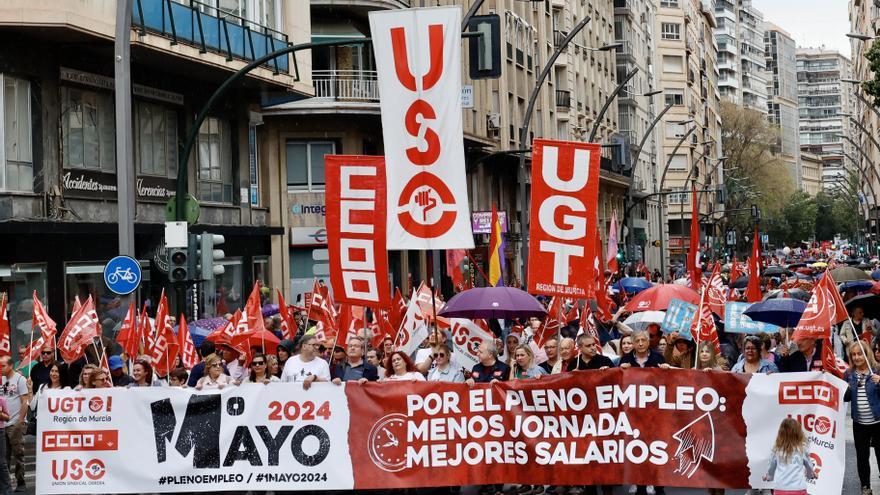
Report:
51,458,106,481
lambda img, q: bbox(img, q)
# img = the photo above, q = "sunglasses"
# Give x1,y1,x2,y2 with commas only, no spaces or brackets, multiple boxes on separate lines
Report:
433,353,448,358
41,351,54,355
251,361,265,366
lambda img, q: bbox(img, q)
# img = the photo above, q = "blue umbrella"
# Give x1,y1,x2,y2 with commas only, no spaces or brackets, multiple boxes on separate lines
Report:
839,280,874,292
742,299,807,328
872,269,880,281
615,277,653,294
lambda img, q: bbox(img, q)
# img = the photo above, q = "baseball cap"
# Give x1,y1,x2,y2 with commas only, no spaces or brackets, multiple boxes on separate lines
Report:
108,355,124,371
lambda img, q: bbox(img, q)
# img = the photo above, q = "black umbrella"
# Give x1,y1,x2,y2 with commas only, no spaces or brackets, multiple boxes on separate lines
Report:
764,266,791,277
730,275,750,289
763,289,810,302
858,263,873,270
846,294,880,320
787,263,807,270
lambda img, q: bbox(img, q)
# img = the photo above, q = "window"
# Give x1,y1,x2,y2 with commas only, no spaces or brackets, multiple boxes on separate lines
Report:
1,75,33,192
286,141,334,191
0,263,47,352
662,55,683,73
668,154,687,170
195,117,234,203
668,187,688,204
661,23,681,40
211,257,243,316
61,87,115,171
666,123,687,139
135,101,178,178
660,0,679,6
664,89,685,106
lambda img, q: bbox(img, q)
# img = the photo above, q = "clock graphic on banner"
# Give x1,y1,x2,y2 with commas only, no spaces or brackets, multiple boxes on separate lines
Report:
367,413,407,472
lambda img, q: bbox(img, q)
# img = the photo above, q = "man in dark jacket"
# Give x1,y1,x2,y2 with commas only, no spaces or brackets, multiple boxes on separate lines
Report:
567,335,614,371
331,337,379,383
777,337,824,372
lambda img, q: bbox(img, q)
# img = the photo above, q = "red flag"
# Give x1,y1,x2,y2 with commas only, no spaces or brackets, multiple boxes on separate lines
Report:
139,304,154,358
687,184,702,288
276,289,295,341
791,281,836,341
0,295,10,357
706,263,727,317
32,291,57,341
746,227,762,302
308,280,337,332
822,339,844,378
71,295,82,316
414,282,449,328
691,286,720,353
57,296,100,364
244,282,266,334
446,249,467,291
534,297,563,348
334,304,364,351
18,334,48,372
178,314,200,370
607,211,620,274
821,270,849,325
151,292,179,376
370,310,395,349
564,299,580,324
394,291,429,356
390,287,407,330
114,302,139,359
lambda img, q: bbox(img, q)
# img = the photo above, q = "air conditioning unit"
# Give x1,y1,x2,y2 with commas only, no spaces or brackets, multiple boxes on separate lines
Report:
487,113,501,130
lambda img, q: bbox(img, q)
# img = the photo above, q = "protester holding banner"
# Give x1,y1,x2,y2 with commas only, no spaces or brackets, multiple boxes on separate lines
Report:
662,336,695,369
426,341,464,383
383,351,425,382
366,349,386,379
243,353,279,384
85,368,111,389
266,355,280,378
618,330,665,369
551,338,575,374
466,342,510,386
844,341,880,494
567,335,613,371
694,342,725,372
280,335,331,389
777,337,824,373
509,345,547,379
611,336,633,367
127,360,153,388
195,355,232,390
185,341,227,387
539,337,559,373
731,336,778,374
331,337,379,384
28,345,66,392
74,364,97,391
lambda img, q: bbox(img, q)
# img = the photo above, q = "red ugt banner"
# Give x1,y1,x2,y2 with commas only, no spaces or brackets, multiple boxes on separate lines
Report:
528,139,601,297
326,155,391,308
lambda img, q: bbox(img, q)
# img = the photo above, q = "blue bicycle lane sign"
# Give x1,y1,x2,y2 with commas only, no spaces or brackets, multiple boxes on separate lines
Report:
103,256,142,295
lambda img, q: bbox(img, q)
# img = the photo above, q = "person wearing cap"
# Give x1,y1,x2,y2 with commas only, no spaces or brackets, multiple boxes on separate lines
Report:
108,356,133,387
662,335,696,369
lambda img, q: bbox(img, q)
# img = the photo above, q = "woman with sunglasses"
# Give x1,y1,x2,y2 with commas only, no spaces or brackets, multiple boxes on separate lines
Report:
426,342,464,383
244,353,279,384
74,364,98,391
196,355,232,390
85,369,112,389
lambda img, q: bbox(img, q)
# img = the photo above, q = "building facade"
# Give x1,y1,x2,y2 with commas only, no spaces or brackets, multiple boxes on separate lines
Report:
269,0,632,301
796,47,853,193
714,0,768,112
0,0,311,348
764,23,801,191
799,150,824,197
655,0,724,272
615,0,662,270
848,0,880,235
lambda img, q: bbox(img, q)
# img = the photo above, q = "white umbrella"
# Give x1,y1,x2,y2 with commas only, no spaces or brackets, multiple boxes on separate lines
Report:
622,311,666,331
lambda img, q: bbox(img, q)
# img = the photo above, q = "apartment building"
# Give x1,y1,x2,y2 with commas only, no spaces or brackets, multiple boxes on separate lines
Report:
764,23,801,191
714,0,768,112
267,0,630,298
655,0,724,270
848,0,880,234
0,0,311,347
799,151,824,197
796,47,853,193
615,0,662,269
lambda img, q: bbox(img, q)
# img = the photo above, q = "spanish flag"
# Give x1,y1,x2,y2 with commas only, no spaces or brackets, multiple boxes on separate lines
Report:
488,204,505,287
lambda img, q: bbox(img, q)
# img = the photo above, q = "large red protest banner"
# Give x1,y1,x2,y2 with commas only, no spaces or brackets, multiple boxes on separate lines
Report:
527,139,601,297
325,155,391,307
369,6,474,250
37,370,845,494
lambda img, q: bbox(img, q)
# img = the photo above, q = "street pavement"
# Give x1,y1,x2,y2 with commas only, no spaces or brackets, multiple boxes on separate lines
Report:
18,416,874,495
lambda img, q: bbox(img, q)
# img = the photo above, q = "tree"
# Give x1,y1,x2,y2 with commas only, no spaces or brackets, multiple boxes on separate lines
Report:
863,40,880,104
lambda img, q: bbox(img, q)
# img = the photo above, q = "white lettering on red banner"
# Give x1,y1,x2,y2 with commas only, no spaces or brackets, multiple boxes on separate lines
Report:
326,155,391,307
369,6,474,250
527,139,601,297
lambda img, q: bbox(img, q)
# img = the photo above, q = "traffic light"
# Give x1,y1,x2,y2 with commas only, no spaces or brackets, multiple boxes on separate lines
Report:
167,246,189,282
467,15,501,79
196,233,226,281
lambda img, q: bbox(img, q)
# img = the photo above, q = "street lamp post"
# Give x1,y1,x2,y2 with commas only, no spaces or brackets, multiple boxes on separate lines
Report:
516,16,596,276
587,67,638,142
657,124,697,279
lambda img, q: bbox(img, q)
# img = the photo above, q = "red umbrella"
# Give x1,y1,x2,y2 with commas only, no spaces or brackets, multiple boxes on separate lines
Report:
870,282,880,295
230,330,280,356
796,267,814,275
624,284,700,312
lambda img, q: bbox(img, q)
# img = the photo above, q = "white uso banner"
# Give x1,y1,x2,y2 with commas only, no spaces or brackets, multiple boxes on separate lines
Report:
37,385,354,494
369,6,474,250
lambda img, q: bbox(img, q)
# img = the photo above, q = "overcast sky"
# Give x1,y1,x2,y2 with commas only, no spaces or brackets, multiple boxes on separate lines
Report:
752,0,851,57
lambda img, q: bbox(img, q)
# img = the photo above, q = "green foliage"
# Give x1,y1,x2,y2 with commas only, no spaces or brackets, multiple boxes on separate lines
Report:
864,40,880,103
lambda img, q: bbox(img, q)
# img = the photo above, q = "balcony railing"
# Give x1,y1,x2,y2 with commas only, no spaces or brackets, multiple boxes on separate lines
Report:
555,89,571,109
553,30,568,48
312,70,379,102
133,0,290,73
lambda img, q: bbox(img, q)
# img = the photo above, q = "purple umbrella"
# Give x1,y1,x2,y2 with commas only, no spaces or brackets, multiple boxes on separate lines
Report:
438,286,547,319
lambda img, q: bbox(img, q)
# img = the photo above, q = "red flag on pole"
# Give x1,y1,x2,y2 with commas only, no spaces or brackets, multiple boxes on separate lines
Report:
746,226,762,302
0,295,10,356
151,292,179,376
706,263,727,317
534,297,563,348
57,296,100,364
691,282,721,353
32,291,57,341
687,183,702,288
607,211,619,274
114,302,139,359
178,314,200,370
389,287,407,331
244,282,266,334
139,304,154,358
276,289,295,341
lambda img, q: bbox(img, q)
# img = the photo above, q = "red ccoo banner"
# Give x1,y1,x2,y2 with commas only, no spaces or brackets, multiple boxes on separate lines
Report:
527,139,601,297
326,155,391,308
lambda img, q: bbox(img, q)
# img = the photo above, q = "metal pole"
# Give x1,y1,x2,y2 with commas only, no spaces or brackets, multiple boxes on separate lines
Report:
517,16,592,280
657,126,697,280
588,67,638,142
844,152,880,240
461,0,487,31
115,0,135,256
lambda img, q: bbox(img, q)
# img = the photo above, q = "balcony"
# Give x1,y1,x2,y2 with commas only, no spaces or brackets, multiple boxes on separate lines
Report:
133,0,290,73
554,30,568,48
556,90,571,110
263,70,379,115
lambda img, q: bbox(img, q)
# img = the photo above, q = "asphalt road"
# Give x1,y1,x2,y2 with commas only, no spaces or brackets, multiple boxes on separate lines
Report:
20,416,873,495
